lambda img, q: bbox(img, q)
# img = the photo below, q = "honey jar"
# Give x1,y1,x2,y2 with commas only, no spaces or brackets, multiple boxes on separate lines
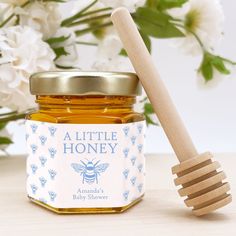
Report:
25,71,146,214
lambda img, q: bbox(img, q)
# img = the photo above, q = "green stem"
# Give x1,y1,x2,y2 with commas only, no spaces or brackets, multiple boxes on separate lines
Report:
0,111,17,117
0,109,34,123
61,0,98,26
174,22,205,51
219,56,236,65
76,41,98,46
0,113,26,123
0,1,30,28
67,13,111,27
79,7,111,18
75,21,112,36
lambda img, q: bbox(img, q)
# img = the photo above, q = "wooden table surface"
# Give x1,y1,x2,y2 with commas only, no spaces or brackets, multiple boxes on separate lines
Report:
0,154,235,236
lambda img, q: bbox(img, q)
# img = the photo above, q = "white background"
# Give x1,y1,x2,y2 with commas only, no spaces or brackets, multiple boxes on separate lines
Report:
7,0,236,154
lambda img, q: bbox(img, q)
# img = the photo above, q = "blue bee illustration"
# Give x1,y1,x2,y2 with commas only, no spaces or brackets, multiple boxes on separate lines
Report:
71,159,109,184
131,156,137,166
39,177,47,187
123,148,129,158
131,136,136,145
123,169,130,179
30,164,38,174
48,191,57,202
30,124,38,133
137,123,143,134
123,126,130,136
39,156,47,167
48,126,57,136
137,183,143,193
30,184,38,194
130,176,137,186
123,191,129,201
137,163,143,173
48,169,57,180
30,144,38,154
137,144,143,153
48,147,57,158
39,135,47,145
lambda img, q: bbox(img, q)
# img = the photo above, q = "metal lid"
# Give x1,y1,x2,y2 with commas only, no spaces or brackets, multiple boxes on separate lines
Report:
30,71,142,96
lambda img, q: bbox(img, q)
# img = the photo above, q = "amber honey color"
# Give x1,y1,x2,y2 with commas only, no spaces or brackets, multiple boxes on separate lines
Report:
26,95,145,214
26,71,145,214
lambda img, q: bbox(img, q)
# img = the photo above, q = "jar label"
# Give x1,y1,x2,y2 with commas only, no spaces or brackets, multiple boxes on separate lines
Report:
25,120,146,209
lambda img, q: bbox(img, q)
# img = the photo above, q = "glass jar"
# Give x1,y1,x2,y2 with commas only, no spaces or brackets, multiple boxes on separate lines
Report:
25,71,146,214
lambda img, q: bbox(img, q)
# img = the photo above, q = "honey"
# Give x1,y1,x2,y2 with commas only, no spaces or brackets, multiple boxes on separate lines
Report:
25,71,146,214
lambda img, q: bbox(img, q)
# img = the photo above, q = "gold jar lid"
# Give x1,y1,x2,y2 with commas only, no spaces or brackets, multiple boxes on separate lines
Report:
30,71,142,96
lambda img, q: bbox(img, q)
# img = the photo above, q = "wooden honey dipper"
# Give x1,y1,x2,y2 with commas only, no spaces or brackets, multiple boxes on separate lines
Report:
111,8,232,216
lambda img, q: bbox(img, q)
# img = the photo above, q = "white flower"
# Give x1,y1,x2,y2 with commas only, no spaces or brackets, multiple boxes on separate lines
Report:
99,0,145,12
169,0,224,55
0,26,55,111
53,28,79,67
97,34,123,59
93,33,132,71
16,1,61,40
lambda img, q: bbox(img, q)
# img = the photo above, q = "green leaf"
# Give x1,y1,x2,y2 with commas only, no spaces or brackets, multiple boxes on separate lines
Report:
0,122,7,131
134,7,184,38
144,103,155,114
53,47,69,60
200,53,213,81
0,137,13,145
120,29,151,56
55,64,76,70
61,0,98,26
46,35,70,46
145,114,158,126
201,62,213,82
146,0,159,8
157,0,188,10
212,57,231,75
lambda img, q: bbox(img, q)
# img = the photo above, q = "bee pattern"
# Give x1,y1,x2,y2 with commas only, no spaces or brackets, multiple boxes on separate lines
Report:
123,126,129,136
39,177,47,187
137,183,143,193
39,135,47,145
48,191,57,202
123,191,129,201
123,169,130,179
31,184,38,194
123,148,129,158
48,147,57,158
30,144,37,154
30,164,38,174
30,124,38,133
48,169,57,180
137,144,143,153
131,136,136,145
25,133,29,141
130,176,137,186
71,160,109,184
137,164,143,173
130,156,137,166
48,126,57,137
137,123,143,134
39,156,47,167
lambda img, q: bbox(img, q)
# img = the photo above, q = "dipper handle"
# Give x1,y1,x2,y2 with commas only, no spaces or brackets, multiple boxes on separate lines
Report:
111,8,197,162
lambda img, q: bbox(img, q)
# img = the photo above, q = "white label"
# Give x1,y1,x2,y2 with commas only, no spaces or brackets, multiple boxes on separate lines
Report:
25,120,146,208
